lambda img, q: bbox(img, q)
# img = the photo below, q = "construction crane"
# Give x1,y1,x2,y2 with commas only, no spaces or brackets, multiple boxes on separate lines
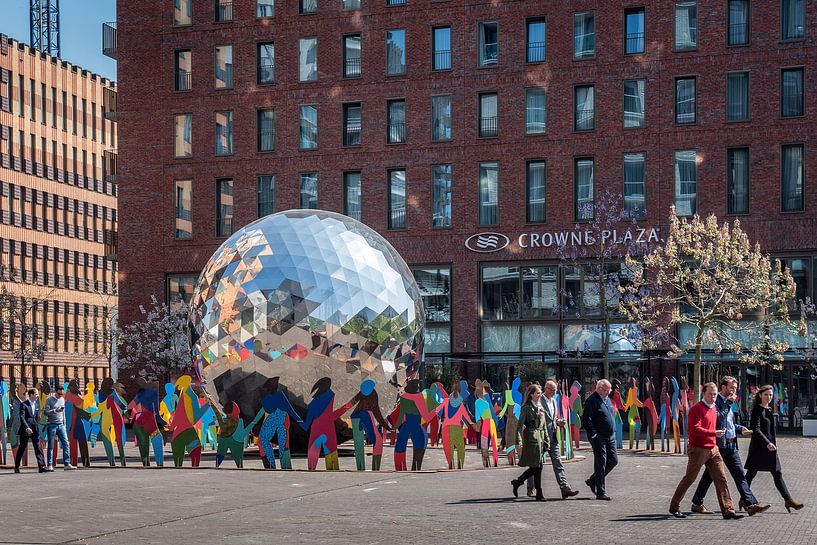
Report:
30,0,60,57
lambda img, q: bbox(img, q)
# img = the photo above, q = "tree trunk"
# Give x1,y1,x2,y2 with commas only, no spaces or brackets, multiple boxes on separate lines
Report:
602,316,610,379
693,330,703,401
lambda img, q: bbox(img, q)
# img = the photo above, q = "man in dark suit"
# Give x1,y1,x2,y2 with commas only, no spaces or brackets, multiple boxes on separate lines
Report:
582,379,618,500
542,380,579,498
691,376,769,516
14,388,47,473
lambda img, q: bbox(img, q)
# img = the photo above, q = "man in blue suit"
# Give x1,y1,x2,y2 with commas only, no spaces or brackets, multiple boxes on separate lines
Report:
691,376,769,516
14,388,47,473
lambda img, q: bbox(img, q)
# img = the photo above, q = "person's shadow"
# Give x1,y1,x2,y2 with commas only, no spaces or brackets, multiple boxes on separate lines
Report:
450,496,595,505
610,514,703,521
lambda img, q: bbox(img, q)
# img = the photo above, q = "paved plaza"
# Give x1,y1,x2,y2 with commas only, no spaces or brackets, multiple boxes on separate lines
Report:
1,437,815,545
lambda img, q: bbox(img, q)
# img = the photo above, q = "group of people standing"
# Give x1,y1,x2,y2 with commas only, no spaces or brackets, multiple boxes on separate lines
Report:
13,386,76,473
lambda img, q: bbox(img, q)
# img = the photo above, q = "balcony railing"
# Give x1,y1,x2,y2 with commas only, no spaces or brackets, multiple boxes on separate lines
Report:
575,109,595,130
103,87,117,121
175,70,192,91
387,0,406,5
102,22,117,59
344,57,361,78
342,0,360,7
388,122,406,143
433,49,451,70
625,32,645,53
526,42,545,62
258,64,275,84
479,116,498,137
344,124,361,146
300,0,317,13
215,1,233,21
728,23,748,45
480,43,498,66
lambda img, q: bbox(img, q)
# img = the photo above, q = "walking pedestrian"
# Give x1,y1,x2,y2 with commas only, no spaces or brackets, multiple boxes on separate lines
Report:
14,388,47,473
542,380,579,498
669,382,743,519
44,386,77,471
582,379,618,500
690,376,767,515
744,385,803,513
511,384,549,501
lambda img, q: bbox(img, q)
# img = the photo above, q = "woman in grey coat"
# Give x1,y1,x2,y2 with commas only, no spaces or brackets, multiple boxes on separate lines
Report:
510,384,549,501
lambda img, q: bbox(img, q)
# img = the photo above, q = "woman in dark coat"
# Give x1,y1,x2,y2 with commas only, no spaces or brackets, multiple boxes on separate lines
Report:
744,385,803,512
510,384,549,501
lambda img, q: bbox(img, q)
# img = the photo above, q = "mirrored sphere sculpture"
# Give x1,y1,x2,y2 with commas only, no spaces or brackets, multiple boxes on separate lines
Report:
189,210,424,425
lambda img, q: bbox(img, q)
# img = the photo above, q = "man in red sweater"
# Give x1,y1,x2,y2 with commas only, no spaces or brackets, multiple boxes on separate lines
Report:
669,382,743,520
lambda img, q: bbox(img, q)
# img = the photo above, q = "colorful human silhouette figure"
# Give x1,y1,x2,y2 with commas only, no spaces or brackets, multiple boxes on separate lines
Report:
558,379,573,459
0,380,8,465
196,391,218,451
678,376,692,454
669,377,682,454
624,377,643,449
255,377,303,470
434,380,473,469
423,385,442,448
160,383,178,437
83,383,100,448
336,378,390,471
498,377,522,465
301,377,344,471
170,375,210,467
473,380,499,468
610,379,626,449
658,376,670,452
642,378,659,451
65,379,91,467
393,379,435,471
9,383,25,466
213,399,263,468
568,380,583,451
129,378,166,467
91,378,128,467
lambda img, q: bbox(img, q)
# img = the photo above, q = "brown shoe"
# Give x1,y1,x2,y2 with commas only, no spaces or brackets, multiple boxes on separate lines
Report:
561,488,580,499
526,490,536,497
746,503,770,516
691,504,714,514
784,499,804,513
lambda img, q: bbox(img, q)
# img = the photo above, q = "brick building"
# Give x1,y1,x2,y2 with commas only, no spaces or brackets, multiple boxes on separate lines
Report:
0,34,118,386
114,1,816,421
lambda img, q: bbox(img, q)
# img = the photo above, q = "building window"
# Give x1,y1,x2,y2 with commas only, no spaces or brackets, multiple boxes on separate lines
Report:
623,79,645,128
781,0,805,40
257,175,275,217
257,43,275,84
257,109,275,152
573,11,595,58
343,172,362,221
623,153,646,218
675,77,696,124
478,22,499,66
727,148,749,214
432,95,452,141
215,0,233,21
216,179,234,237
343,103,362,146
574,85,594,131
782,68,804,117
479,93,498,137
526,19,546,62
300,0,317,14
525,88,546,135
174,0,192,25
479,162,498,226
175,180,192,239
412,267,451,352
257,0,274,17
387,100,406,143
625,8,645,54
343,35,361,78
343,0,359,9
726,72,749,121
674,150,697,216
433,27,451,70
526,160,546,223
215,111,233,155
728,0,749,45
388,169,406,229
300,173,319,209
167,274,198,306
782,144,804,212
432,164,452,228
174,113,192,157
299,105,318,149
299,38,318,81
675,2,697,49
214,45,233,88
574,158,594,221
386,29,406,75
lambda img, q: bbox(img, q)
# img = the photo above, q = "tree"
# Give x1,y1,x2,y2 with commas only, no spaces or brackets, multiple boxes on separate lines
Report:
118,295,193,384
0,285,52,382
620,208,796,397
556,190,655,378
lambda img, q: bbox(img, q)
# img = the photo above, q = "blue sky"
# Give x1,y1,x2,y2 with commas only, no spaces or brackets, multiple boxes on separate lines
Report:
1,0,116,81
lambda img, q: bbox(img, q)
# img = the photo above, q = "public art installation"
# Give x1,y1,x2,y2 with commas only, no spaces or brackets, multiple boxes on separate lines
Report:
394,379,434,471
170,375,209,467
95,378,128,467
212,400,263,468
128,378,166,467
189,209,425,468
624,378,643,450
610,379,625,449
642,378,659,451
434,380,473,469
65,379,91,467
337,378,390,471
473,379,499,468
498,377,522,465
255,377,303,469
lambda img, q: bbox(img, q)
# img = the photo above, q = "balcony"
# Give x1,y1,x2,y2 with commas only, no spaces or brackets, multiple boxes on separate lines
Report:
103,87,117,122
479,116,498,138
175,70,192,91
102,22,117,59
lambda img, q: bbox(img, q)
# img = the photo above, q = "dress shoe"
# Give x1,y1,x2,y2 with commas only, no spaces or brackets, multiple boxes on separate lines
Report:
511,479,521,498
585,478,597,495
785,498,804,513
745,502,770,516
14,468,20,474
669,508,687,519
691,503,713,514
561,488,580,499
526,490,536,497
596,494,611,501
535,495,546,502
722,511,744,520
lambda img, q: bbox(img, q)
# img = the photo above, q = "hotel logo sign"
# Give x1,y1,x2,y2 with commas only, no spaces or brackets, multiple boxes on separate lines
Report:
464,228,660,253
464,233,511,253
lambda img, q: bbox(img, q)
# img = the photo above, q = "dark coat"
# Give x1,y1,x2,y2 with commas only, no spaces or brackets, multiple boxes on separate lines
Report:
517,401,549,468
744,404,781,473
713,394,748,450
18,400,40,437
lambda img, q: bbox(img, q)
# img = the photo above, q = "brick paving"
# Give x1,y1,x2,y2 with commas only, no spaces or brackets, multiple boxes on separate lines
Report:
1,437,815,545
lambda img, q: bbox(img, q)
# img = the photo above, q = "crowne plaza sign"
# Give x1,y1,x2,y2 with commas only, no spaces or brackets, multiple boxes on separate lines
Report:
464,227,661,253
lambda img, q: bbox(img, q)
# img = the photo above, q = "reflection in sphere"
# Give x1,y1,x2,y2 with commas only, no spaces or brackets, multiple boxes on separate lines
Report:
189,210,424,433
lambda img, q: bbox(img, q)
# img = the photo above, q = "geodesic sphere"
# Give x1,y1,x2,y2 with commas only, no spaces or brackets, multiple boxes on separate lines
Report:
189,210,424,425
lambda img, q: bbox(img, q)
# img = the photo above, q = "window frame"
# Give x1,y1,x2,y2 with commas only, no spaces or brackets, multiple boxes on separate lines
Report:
525,18,547,63
780,0,805,42
525,87,547,135
431,164,453,228
342,102,362,147
386,99,406,144
525,159,547,224
343,34,362,79
781,143,805,213
726,70,750,122
431,94,452,142
343,171,362,221
780,66,805,118
478,91,499,138
624,7,646,55
622,152,647,219
477,21,499,67
623,79,646,129
674,76,697,125
726,147,750,215
478,161,499,226
674,1,698,51
299,104,319,150
215,178,234,238
573,84,595,132
432,26,452,71
573,157,595,221
257,108,275,152
213,44,234,89
387,168,407,229
386,29,407,76
257,175,275,218
573,11,596,60
726,0,750,47
257,42,275,85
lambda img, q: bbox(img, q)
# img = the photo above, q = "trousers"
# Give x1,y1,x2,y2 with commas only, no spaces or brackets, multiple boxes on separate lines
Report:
670,445,734,515
692,441,756,506
46,423,71,466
